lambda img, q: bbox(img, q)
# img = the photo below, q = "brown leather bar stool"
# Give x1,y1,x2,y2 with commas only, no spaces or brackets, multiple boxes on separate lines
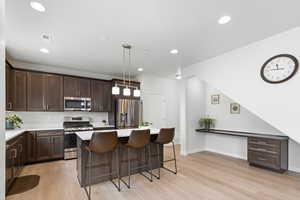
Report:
153,128,177,179
84,131,120,200
120,129,153,188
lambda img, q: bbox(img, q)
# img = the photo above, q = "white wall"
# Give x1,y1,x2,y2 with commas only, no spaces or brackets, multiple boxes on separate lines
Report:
137,74,180,144
8,112,109,129
0,0,5,197
185,77,206,154
183,78,300,172
205,84,282,134
183,26,300,143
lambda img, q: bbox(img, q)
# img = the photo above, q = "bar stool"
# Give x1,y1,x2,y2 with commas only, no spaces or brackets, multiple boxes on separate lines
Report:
121,129,153,188
84,131,120,200
153,128,177,179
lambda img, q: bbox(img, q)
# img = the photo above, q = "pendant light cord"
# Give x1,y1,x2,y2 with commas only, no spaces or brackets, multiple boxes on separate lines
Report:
123,46,126,86
128,47,131,87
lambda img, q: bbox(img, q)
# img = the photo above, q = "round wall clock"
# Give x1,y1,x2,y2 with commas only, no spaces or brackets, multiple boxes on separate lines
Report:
260,54,298,84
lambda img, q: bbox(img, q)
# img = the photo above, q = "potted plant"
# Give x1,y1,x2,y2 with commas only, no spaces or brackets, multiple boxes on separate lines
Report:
5,114,23,130
139,121,153,129
199,117,216,130
102,120,107,126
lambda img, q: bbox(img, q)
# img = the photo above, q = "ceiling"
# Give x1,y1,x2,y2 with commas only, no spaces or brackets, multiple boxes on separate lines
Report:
6,0,300,77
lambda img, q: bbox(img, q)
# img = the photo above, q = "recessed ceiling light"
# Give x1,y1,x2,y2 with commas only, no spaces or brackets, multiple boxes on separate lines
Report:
170,49,179,55
30,1,46,12
176,73,182,80
218,15,231,24
40,48,49,54
137,68,143,72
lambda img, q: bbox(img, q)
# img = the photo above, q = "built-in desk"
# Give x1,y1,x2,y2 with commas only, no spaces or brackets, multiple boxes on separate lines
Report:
195,129,289,172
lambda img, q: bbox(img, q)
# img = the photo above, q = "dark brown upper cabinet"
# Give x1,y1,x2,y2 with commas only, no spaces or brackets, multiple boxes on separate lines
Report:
6,63,13,111
78,78,91,98
45,74,63,111
12,70,27,111
27,72,46,111
64,76,91,98
27,72,64,112
91,80,112,112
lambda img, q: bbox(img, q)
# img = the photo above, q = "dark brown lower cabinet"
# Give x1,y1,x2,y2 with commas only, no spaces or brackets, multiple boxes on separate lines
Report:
36,136,53,161
6,133,26,194
27,131,36,163
36,130,64,161
248,137,288,172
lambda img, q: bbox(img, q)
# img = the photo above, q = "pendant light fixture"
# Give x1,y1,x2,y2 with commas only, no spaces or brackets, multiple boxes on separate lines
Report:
113,43,141,97
122,44,131,96
112,84,120,95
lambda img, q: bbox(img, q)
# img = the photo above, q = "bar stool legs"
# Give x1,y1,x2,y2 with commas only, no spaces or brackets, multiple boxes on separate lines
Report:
121,145,153,189
84,149,121,200
154,141,177,179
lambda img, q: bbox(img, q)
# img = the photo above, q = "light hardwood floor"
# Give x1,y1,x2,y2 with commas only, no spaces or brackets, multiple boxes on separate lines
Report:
6,145,300,200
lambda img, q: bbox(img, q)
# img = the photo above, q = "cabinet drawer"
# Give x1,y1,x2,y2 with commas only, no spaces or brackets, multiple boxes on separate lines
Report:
248,151,280,169
248,137,280,148
248,143,280,155
36,130,63,137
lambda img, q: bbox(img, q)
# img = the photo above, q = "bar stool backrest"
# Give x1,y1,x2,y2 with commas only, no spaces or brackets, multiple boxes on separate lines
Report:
127,129,151,149
88,131,119,153
155,128,175,144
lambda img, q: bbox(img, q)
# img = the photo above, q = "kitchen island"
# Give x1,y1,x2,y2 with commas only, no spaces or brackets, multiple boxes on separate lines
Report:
76,128,163,187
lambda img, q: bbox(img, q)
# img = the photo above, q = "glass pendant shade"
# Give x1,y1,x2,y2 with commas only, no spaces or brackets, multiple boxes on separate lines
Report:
123,87,131,96
133,89,141,97
112,85,120,95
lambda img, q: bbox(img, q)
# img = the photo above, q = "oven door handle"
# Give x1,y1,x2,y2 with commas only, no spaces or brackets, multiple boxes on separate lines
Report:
64,131,75,135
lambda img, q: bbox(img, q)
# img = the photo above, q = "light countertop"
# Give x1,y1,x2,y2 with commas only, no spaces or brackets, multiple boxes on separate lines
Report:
5,124,116,142
76,128,160,141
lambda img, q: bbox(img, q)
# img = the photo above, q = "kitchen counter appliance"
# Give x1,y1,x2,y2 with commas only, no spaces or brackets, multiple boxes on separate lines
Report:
64,97,91,111
63,116,93,159
116,99,140,129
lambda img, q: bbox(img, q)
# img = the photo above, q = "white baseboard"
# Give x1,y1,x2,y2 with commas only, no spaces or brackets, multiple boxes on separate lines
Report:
187,148,205,155
204,148,247,160
288,166,300,173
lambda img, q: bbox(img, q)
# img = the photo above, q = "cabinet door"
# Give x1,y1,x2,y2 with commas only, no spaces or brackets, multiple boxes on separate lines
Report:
102,82,112,112
6,63,13,111
6,145,15,193
27,72,46,111
91,80,103,112
64,76,78,97
12,70,27,111
51,135,64,159
36,136,52,161
45,74,63,111
78,78,91,98
92,80,112,112
27,132,36,163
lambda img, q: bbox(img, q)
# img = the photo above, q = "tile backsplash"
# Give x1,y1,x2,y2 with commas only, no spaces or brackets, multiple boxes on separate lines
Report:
6,111,109,129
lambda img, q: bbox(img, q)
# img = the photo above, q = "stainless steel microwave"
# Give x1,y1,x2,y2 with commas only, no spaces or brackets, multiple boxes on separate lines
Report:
64,97,91,111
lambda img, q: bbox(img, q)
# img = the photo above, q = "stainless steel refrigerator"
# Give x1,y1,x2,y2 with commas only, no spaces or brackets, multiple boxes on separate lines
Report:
116,99,140,128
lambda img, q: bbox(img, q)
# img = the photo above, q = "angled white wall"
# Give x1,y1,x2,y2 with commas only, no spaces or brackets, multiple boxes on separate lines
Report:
183,26,300,143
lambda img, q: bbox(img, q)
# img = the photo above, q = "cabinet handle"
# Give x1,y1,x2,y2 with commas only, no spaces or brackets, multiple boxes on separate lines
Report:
18,144,23,153
11,149,17,159
9,102,13,110
46,104,49,111
257,157,267,161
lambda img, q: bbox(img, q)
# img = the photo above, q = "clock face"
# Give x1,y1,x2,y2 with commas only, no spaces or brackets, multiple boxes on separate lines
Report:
260,54,298,84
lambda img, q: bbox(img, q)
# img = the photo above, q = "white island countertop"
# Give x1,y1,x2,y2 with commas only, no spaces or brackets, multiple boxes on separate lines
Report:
76,128,160,141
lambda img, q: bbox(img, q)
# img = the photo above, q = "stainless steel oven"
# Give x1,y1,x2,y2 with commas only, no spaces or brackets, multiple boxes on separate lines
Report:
63,116,93,160
64,97,91,111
